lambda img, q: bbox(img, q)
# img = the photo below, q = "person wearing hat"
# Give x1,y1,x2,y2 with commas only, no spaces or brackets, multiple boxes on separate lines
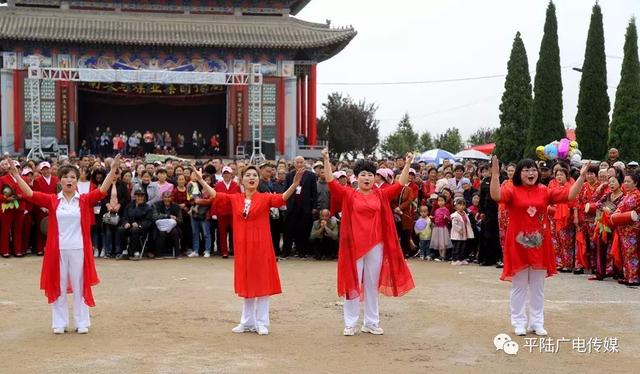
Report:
32,161,59,255
0,160,27,257
194,164,305,335
151,190,182,258
373,168,392,190
7,155,122,334
118,188,154,260
627,161,639,173
207,166,241,258
312,161,324,174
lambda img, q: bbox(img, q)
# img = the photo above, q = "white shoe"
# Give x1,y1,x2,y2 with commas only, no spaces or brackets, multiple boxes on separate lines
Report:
231,324,255,333
451,261,461,266
361,324,384,335
76,327,89,334
460,260,469,265
203,252,211,258
122,250,129,256
514,326,526,336
93,248,99,257
343,326,356,336
53,327,66,334
187,251,199,258
527,326,548,336
256,325,269,335
99,249,106,258
434,258,442,262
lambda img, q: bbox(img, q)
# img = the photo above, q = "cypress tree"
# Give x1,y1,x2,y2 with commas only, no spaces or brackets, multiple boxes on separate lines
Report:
494,31,533,162
608,19,640,162
575,3,610,160
527,1,565,157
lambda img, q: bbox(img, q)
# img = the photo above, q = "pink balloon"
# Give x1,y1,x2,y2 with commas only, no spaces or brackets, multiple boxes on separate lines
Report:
558,138,570,159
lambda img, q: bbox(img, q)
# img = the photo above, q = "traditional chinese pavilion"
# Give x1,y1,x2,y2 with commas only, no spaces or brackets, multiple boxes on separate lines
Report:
0,0,356,158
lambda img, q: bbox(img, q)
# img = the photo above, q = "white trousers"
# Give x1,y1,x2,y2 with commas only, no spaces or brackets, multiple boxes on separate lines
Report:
52,249,90,329
510,267,545,329
343,243,383,328
240,296,270,327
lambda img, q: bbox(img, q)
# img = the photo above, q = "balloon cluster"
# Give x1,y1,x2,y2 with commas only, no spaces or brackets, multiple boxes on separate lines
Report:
535,139,582,163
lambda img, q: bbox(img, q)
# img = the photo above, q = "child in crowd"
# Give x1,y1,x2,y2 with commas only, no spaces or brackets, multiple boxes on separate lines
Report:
414,205,433,260
467,193,482,262
451,198,474,265
450,198,475,265
430,194,452,261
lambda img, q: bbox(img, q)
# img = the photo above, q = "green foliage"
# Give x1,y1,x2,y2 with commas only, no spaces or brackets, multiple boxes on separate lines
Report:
419,130,434,151
575,3,611,160
435,127,464,153
319,93,380,159
495,31,533,162
608,19,640,162
380,113,419,157
527,1,565,157
468,127,497,147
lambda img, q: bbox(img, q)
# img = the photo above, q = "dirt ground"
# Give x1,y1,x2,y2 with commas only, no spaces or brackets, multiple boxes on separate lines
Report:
0,256,638,373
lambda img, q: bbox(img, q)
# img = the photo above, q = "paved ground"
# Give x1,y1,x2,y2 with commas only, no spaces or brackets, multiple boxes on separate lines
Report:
0,256,638,373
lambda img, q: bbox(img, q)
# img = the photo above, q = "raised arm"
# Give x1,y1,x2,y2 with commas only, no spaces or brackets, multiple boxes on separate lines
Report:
193,168,217,200
99,154,122,194
568,161,589,201
282,169,304,201
398,152,414,186
321,149,334,183
6,158,33,198
489,155,501,202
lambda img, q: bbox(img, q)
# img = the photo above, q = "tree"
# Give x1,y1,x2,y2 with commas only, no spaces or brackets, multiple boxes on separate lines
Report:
608,19,640,162
380,113,419,157
467,127,498,147
419,130,434,151
527,1,565,157
435,127,464,153
319,93,380,159
575,3,610,160
494,31,533,162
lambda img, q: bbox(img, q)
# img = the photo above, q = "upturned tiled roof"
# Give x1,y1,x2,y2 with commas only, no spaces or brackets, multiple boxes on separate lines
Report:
0,6,356,52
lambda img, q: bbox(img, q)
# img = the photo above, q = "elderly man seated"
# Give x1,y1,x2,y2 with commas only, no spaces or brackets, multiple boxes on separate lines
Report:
309,209,339,260
117,188,153,260
152,191,182,258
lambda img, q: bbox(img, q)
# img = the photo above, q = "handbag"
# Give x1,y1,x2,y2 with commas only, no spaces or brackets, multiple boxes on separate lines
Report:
102,212,120,226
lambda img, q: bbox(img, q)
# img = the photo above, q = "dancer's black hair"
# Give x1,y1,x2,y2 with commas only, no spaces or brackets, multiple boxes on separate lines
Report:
353,159,377,177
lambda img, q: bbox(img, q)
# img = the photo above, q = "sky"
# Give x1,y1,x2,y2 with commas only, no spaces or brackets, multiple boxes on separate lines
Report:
297,0,640,142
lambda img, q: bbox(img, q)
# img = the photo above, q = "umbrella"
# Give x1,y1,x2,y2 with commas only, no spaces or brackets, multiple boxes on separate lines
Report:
455,149,491,160
417,149,457,165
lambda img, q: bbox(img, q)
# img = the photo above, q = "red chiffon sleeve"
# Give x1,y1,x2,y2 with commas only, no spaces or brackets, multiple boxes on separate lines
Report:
500,184,514,204
24,191,54,211
382,182,403,201
548,186,570,205
268,193,286,208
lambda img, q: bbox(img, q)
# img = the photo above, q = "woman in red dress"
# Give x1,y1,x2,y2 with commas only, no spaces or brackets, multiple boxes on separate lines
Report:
549,168,577,272
322,149,415,336
490,156,587,337
196,165,303,336
7,155,121,334
611,173,640,287
575,165,603,274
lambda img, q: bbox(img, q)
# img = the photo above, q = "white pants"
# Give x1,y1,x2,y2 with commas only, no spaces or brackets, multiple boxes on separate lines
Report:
343,243,383,328
240,296,270,327
52,249,90,329
510,267,545,329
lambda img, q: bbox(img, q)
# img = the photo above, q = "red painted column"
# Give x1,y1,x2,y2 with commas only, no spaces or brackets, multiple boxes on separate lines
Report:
307,64,317,145
13,70,23,153
296,77,301,137
301,74,307,138
277,77,285,154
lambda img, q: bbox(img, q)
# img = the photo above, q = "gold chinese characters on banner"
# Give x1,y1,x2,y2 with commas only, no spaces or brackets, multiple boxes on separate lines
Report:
79,82,225,95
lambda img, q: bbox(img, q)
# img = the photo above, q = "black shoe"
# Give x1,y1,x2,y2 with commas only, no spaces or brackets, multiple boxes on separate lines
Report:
495,261,503,269
573,269,584,275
